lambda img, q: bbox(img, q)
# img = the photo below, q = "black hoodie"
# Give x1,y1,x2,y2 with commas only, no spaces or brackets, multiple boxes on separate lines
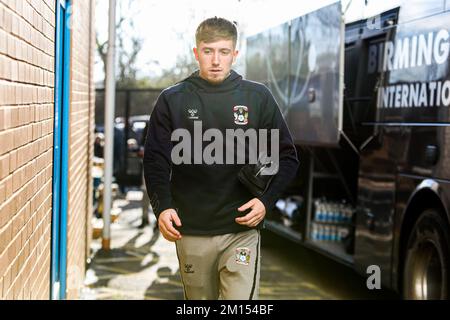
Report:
143,70,299,236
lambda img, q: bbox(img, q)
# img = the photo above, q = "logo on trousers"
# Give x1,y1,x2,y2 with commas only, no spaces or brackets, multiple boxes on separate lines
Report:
236,247,251,266
184,264,195,274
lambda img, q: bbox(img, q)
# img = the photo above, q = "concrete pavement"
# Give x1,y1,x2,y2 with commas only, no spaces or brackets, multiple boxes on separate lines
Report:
82,189,392,300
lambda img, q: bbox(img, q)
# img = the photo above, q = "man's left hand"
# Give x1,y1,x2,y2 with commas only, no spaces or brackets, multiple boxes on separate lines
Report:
235,198,266,227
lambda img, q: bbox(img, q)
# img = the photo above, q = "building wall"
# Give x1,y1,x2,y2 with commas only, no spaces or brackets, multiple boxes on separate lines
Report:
0,0,94,300
66,0,94,300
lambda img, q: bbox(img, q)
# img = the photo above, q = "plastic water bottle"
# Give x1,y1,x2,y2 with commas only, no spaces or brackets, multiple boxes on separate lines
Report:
324,226,331,242
320,203,326,222
318,225,324,241
311,223,318,241
332,203,338,223
326,203,331,223
331,226,337,242
337,203,343,223
336,227,342,242
315,201,322,222
323,203,329,223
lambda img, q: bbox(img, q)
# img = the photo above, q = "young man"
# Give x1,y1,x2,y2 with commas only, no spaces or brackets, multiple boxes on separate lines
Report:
143,17,299,300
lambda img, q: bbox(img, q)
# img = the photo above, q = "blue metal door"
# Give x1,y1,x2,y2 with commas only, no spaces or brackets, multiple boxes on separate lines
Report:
51,0,71,300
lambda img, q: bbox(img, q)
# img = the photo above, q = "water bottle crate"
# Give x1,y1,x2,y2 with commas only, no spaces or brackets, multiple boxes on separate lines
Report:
310,221,351,243
312,198,355,224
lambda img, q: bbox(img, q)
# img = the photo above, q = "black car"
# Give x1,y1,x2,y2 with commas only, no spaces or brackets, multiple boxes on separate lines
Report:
115,115,150,188
95,115,150,189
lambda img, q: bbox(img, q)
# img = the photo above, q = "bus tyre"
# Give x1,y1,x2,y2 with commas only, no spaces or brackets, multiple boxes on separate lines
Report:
403,209,450,300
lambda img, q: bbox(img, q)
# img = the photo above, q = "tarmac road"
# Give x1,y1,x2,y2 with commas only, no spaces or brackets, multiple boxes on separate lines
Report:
259,230,399,299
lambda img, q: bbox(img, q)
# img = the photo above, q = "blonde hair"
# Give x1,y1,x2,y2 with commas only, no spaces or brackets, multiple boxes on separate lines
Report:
195,17,238,47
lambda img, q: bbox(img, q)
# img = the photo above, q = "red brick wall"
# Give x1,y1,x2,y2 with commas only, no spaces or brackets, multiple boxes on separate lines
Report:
66,0,94,300
0,0,94,300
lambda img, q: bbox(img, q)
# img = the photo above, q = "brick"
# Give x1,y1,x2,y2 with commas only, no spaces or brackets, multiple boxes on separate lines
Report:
16,145,24,167
12,167,23,192
17,288,23,300
3,107,11,129
0,227,8,255
4,175,12,198
0,30,7,55
1,130,14,154
6,83,14,105
11,14,18,37
0,55,5,80
0,108,4,130
8,149,16,173
6,239,15,262
0,154,9,179
0,276,3,299
10,106,18,128
22,280,29,300
3,267,11,295
0,180,5,204
5,287,13,300
10,59,18,82
0,250,7,275
11,258,18,280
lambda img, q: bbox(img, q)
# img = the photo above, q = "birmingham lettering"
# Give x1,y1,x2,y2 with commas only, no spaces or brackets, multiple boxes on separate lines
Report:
367,28,450,109
368,29,449,73
171,121,279,175
377,80,450,108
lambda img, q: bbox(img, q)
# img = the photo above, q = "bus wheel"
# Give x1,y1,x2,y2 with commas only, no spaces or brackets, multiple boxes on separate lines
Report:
403,209,450,300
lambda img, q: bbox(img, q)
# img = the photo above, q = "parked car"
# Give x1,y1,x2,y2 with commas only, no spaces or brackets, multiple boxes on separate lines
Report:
94,115,150,190
114,115,150,189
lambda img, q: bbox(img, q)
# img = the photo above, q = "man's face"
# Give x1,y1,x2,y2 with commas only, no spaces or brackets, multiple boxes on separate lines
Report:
193,39,238,84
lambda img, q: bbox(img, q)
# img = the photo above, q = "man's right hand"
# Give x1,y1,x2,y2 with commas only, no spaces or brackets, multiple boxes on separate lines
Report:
158,208,182,242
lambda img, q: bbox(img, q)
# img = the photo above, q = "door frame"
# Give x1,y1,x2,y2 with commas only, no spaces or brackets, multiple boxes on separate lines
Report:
51,0,71,300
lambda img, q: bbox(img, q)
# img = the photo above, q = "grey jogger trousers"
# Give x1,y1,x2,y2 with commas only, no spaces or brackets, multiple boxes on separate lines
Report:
175,229,261,300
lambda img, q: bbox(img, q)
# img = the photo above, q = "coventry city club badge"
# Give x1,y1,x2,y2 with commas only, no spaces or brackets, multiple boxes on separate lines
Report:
233,105,248,125
235,247,251,266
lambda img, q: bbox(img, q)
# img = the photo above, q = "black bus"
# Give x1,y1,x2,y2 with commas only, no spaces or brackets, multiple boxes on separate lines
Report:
246,0,450,299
